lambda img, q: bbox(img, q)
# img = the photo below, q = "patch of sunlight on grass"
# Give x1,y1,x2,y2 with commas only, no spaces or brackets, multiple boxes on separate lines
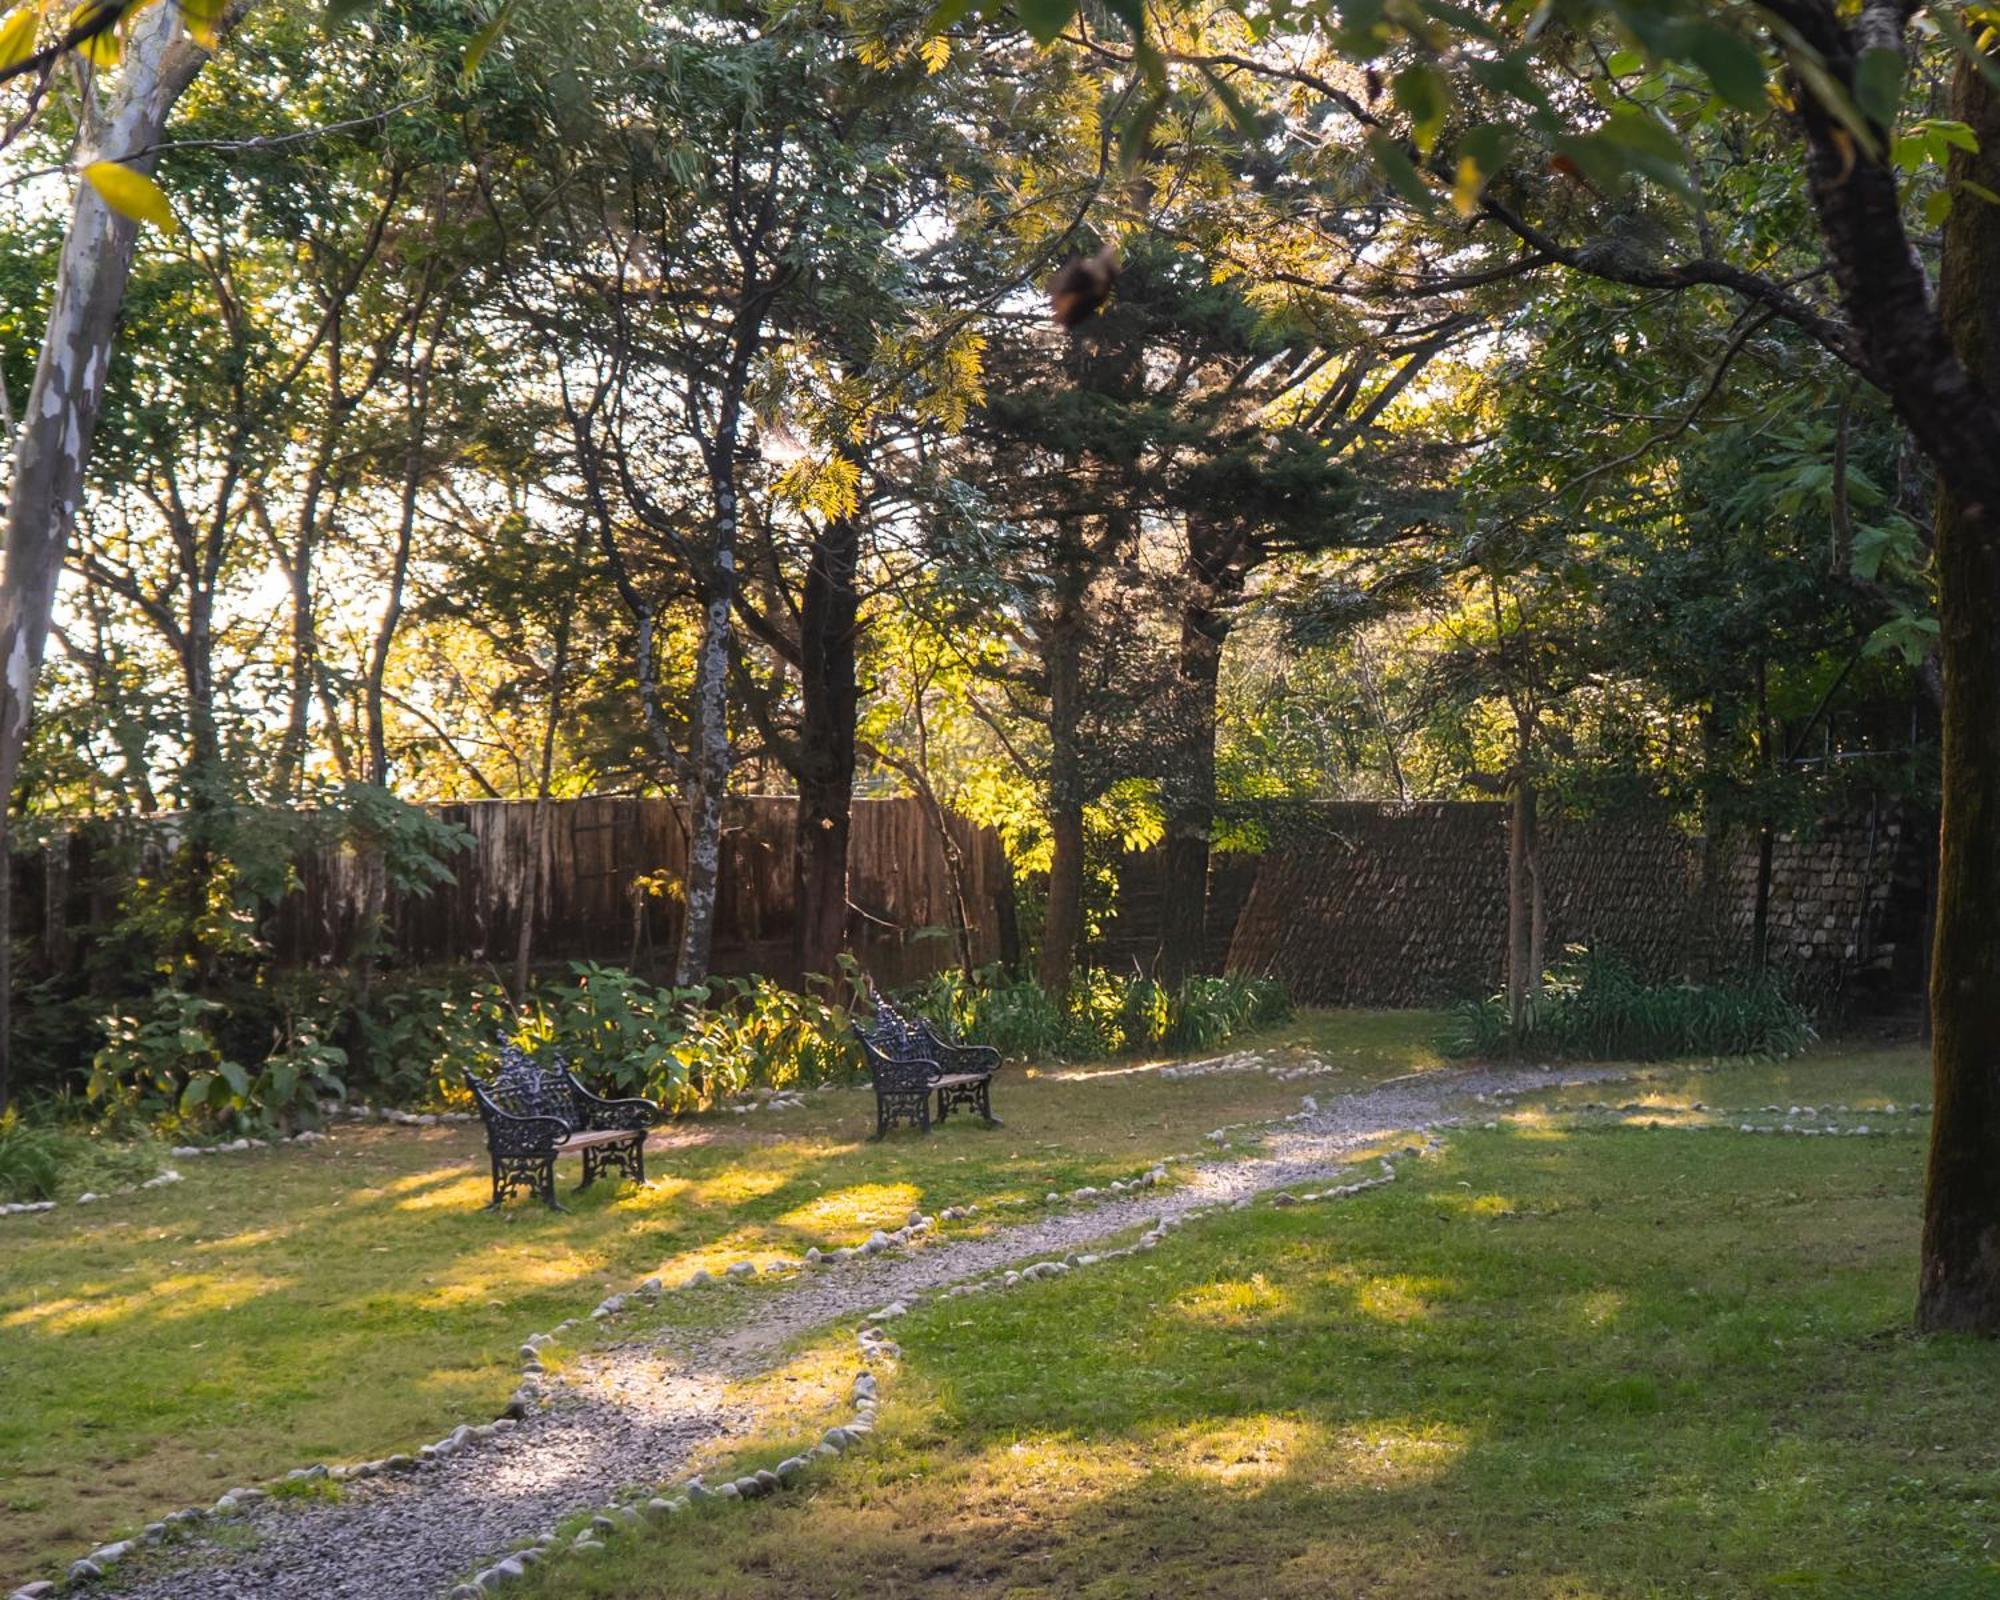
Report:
1463,1192,1517,1217
393,1173,496,1212
1572,1288,1625,1330
689,1164,801,1206
377,1166,472,1197
4,1271,292,1334
1173,1273,1292,1330
1327,1419,1470,1486
998,1432,1139,1495
187,1224,298,1252
1351,1273,1444,1323
1171,1414,1313,1483
775,1182,922,1233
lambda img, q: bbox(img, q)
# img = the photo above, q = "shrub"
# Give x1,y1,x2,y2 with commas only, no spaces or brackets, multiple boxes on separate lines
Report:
900,966,1291,1063
363,960,865,1115
0,1109,167,1203
1439,948,1814,1062
0,1112,65,1202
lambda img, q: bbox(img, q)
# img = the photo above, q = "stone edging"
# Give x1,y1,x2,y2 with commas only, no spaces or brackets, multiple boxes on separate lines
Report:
1158,1049,1336,1084
16,1142,1183,1595
440,1142,1440,1595
0,1170,182,1222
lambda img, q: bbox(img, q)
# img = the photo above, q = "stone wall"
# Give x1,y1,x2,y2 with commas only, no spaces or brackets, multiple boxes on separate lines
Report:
1113,799,1932,1011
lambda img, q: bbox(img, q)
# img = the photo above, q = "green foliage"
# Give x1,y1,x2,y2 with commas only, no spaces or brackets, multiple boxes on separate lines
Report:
1440,948,1814,1063
363,960,866,1115
85,985,348,1134
0,1112,64,1202
902,965,1289,1061
0,1108,167,1204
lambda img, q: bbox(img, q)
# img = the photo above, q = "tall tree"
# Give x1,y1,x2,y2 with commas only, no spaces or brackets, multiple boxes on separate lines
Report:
0,2,211,1106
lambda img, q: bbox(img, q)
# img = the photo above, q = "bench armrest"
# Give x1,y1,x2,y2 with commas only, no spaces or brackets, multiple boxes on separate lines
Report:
914,1023,998,1075
564,1071,660,1132
474,1105,573,1154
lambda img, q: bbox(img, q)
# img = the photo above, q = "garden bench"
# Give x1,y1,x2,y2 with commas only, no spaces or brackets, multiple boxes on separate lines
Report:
465,1044,660,1209
852,1005,1001,1138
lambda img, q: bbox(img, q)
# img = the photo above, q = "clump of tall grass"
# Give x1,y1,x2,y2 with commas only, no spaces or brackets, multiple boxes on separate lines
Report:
902,965,1290,1062
1440,948,1813,1062
0,1108,168,1203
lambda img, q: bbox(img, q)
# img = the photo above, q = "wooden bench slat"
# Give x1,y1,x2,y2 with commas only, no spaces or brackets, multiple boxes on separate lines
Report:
562,1128,647,1150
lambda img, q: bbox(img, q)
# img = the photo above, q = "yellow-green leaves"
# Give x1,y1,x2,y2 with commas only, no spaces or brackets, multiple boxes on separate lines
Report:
82,159,179,233
774,453,862,521
179,0,225,49
461,0,512,85
0,2,39,71
67,0,125,67
1392,61,1448,155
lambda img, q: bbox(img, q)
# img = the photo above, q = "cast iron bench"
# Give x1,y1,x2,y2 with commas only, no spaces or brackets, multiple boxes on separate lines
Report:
852,1005,1001,1138
466,1043,661,1209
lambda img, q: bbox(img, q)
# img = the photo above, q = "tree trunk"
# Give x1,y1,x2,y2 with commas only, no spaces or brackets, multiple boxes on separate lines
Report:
791,496,860,989
1504,775,1534,1046
1159,568,1229,986
1915,49,2000,1335
0,7,207,1107
1040,802,1085,995
674,424,742,990
514,568,576,998
1039,567,1087,994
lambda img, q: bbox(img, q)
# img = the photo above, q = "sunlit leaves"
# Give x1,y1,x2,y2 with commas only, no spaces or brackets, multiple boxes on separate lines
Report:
177,0,223,49
68,0,124,66
82,159,178,232
775,453,863,521
0,2,39,72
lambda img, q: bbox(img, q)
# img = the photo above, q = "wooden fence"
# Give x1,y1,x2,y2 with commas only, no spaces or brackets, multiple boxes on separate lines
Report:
21,796,1012,991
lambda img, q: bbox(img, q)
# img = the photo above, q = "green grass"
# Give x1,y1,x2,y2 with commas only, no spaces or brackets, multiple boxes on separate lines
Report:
506,1044,2000,1600
0,1010,1439,1572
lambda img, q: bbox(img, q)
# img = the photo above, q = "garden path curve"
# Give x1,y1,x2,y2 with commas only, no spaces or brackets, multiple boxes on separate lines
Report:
86,1059,1636,1600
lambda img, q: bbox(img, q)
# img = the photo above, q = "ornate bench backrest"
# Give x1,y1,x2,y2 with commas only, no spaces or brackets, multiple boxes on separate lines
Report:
851,1019,934,1093
473,1042,583,1132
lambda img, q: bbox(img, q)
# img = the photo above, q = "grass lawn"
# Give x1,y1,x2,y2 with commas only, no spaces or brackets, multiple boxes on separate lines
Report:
0,1010,1439,1572
508,1043,2000,1600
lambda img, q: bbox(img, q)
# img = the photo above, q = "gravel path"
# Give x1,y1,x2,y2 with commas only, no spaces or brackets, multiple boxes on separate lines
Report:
88,1058,1633,1600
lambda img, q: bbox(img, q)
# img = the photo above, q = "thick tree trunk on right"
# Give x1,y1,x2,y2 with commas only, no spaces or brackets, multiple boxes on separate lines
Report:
1786,21,2000,1334
0,7,207,1107
1915,51,2000,1336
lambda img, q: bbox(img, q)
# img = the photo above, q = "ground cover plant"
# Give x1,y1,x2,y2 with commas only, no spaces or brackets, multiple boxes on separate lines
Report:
1441,949,1816,1064
0,1010,1434,1571
504,1043,1992,1600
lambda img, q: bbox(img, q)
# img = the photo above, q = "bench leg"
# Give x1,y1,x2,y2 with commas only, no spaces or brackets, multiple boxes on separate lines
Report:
977,1079,1002,1128
488,1151,565,1211
580,1138,646,1191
